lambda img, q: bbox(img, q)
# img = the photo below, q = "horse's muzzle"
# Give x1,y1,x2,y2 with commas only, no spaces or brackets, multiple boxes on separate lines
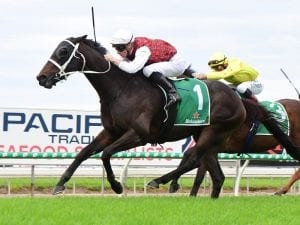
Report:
36,74,55,89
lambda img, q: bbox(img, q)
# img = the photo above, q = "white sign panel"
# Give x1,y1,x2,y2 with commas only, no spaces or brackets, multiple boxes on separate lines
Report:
0,108,195,165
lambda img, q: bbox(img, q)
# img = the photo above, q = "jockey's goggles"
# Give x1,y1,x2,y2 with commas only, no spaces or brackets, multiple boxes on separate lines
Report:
112,44,127,52
208,58,226,67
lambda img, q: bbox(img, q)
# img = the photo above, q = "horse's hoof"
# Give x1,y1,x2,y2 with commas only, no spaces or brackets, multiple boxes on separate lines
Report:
147,180,159,189
274,189,287,196
210,194,220,199
189,193,197,197
53,185,65,195
111,181,123,194
169,183,180,193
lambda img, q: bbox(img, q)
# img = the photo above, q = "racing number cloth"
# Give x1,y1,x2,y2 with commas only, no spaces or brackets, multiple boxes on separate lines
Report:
172,78,210,126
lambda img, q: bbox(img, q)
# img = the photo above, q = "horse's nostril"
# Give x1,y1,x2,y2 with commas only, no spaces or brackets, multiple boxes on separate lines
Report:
37,75,48,87
37,75,45,82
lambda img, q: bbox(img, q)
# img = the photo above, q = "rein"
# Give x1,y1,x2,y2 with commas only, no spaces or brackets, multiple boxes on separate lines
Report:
48,39,111,81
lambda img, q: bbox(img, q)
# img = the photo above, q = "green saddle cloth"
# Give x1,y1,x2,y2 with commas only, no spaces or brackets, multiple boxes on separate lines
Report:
172,78,210,126
170,79,289,133
256,101,289,135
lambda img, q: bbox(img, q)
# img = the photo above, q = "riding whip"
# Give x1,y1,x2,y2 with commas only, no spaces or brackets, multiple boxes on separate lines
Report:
91,6,97,43
280,68,300,99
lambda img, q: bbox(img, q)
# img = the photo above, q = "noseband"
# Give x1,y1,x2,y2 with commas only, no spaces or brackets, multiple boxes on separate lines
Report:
48,39,111,81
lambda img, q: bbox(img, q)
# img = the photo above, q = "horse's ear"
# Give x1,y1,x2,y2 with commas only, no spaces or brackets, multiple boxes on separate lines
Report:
74,35,88,44
80,35,88,40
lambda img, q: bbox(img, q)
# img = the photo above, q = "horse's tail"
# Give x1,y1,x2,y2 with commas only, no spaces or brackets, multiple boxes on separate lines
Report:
262,117,300,160
243,99,300,161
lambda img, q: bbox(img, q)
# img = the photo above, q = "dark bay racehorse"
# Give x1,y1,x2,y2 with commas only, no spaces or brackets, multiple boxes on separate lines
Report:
168,99,300,197
36,36,300,195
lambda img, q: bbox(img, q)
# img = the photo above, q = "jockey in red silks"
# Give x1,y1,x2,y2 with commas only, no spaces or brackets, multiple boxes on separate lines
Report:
104,29,190,108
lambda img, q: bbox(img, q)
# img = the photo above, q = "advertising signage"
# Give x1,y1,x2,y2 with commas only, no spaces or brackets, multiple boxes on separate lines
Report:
0,108,194,164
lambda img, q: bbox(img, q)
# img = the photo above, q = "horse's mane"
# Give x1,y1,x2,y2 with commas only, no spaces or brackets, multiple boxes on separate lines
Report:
79,37,145,79
81,38,107,55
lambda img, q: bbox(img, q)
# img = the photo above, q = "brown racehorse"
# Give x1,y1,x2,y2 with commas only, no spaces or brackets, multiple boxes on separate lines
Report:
275,99,300,195
275,168,300,195
36,36,300,195
169,99,300,197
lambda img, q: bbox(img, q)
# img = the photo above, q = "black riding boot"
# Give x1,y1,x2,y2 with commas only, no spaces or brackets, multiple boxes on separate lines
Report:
149,72,181,108
243,89,258,102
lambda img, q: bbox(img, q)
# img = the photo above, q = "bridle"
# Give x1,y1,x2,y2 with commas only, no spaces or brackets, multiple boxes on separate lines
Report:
48,39,111,82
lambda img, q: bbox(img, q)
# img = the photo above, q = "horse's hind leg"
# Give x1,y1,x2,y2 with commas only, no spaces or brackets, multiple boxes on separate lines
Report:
168,152,207,195
275,168,300,196
148,126,229,189
148,144,201,189
169,148,194,193
189,163,207,196
53,129,113,195
189,153,224,198
206,155,225,198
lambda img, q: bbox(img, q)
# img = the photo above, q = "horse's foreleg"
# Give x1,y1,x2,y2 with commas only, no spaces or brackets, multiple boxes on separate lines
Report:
101,129,143,194
53,130,113,195
53,144,99,195
275,168,300,196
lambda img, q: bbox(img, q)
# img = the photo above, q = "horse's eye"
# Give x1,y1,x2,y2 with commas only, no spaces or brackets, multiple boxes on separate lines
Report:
57,47,68,58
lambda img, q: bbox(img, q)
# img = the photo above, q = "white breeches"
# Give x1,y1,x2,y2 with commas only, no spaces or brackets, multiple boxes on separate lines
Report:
142,53,189,77
236,78,264,95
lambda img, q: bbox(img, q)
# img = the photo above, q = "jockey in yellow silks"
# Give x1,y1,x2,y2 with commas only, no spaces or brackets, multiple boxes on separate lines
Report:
194,52,264,101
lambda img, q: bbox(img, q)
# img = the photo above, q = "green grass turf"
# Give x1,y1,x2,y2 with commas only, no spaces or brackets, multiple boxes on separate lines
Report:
0,196,299,225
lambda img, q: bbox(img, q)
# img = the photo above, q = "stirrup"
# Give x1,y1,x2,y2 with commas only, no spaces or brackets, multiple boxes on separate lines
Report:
166,99,176,108
166,93,181,108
